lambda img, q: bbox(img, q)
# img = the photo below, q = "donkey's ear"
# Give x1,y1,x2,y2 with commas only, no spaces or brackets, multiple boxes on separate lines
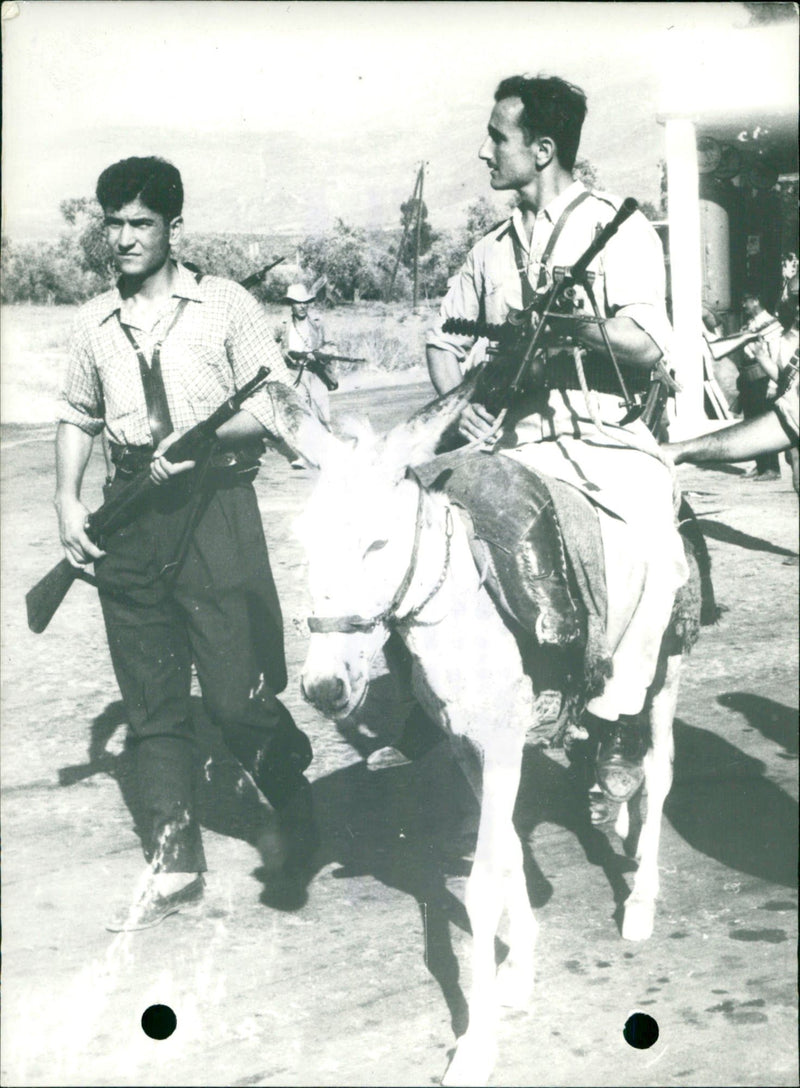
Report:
382,369,480,477
265,382,340,469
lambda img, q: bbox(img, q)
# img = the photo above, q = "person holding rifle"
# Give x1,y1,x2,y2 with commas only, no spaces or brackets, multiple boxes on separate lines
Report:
55,156,315,930
399,75,689,815
733,289,783,480
279,283,338,429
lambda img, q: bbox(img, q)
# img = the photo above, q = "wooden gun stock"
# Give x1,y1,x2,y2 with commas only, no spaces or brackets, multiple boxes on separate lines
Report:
25,559,97,635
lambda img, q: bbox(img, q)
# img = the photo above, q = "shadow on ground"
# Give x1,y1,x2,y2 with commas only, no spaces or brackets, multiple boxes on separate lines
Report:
717,692,799,757
666,717,798,888
695,518,797,558
56,690,799,1035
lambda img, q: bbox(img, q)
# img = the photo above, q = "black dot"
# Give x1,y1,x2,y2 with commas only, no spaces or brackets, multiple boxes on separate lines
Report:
141,1004,177,1040
623,1011,659,1049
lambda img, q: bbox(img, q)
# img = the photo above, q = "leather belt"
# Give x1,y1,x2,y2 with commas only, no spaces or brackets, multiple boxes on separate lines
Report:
109,442,264,478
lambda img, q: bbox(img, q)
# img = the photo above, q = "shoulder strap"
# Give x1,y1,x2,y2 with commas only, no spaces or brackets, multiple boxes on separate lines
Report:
510,189,592,304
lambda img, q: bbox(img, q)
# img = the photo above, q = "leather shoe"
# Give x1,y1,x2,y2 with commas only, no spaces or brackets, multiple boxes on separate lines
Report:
105,875,205,932
594,719,645,803
366,746,413,772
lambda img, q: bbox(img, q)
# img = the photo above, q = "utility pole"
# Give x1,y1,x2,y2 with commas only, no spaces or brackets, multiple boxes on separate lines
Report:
387,163,422,302
413,162,425,310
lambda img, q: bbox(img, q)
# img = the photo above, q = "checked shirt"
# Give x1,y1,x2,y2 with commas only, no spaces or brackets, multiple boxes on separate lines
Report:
58,262,293,446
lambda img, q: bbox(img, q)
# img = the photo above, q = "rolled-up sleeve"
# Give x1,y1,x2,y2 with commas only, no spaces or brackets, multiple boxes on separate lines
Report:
602,212,673,358
426,245,485,369
57,321,105,435
226,287,294,432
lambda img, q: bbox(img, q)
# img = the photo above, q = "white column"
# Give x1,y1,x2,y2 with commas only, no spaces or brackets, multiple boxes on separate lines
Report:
665,118,707,433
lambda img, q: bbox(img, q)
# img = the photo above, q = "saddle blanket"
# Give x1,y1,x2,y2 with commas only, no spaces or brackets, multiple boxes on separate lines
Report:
414,449,613,697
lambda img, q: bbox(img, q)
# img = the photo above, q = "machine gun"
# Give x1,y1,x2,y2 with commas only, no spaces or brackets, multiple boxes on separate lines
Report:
26,367,272,634
442,197,677,424
286,349,367,392
239,257,286,292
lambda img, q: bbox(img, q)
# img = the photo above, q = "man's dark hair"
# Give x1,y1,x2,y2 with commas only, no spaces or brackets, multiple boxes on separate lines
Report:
96,157,183,221
741,287,763,306
494,75,587,171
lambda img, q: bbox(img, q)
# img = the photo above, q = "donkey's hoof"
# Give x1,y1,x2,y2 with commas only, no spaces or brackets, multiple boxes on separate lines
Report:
622,898,655,942
497,959,534,1009
442,1033,496,1087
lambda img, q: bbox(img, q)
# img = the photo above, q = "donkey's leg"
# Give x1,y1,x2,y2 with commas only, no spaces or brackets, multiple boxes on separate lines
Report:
496,823,538,1010
443,739,532,1088
622,652,681,942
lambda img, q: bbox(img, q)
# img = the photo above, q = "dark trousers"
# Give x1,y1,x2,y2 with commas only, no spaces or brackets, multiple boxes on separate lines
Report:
95,473,312,873
739,376,781,475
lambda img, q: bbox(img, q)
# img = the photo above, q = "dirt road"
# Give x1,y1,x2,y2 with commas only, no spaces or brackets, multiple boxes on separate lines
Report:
1,383,797,1086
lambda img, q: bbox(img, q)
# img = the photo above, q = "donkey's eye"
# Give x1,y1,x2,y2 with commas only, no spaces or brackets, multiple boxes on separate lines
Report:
364,539,388,557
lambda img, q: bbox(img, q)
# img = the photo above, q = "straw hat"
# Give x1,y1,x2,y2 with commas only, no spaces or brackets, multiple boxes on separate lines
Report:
283,283,317,304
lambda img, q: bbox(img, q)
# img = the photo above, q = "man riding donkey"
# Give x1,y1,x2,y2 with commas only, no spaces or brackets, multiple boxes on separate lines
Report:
370,74,691,824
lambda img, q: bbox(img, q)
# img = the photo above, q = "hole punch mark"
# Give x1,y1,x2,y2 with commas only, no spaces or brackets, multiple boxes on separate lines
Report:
141,1003,177,1040
623,1011,659,1049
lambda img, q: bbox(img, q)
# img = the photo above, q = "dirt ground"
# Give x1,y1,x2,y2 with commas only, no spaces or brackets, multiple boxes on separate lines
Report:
1,382,797,1087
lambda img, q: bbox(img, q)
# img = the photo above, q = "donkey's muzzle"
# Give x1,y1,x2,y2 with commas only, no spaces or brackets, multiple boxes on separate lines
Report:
302,673,347,715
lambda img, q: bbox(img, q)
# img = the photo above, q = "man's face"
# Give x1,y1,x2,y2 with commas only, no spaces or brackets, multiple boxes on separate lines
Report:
783,256,798,280
291,301,309,320
103,197,181,279
478,97,540,191
742,296,761,320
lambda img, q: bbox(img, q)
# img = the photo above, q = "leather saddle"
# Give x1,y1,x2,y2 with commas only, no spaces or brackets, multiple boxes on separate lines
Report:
413,449,717,707
414,450,589,648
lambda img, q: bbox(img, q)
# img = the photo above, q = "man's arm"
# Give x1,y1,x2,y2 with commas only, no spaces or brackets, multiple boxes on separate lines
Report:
54,422,106,566
427,344,499,442
568,314,663,368
665,411,792,465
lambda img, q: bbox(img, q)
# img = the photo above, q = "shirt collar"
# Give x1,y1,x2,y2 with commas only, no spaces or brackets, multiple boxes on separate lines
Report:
96,261,203,325
509,179,587,247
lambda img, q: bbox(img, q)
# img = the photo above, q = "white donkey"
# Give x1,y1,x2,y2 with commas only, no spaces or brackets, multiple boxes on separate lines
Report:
268,380,696,1087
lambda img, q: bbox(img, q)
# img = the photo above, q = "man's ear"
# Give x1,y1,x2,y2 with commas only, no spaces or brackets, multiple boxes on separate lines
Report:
535,137,556,169
169,216,184,248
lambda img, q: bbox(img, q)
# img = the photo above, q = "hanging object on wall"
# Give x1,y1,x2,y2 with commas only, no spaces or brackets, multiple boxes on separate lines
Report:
697,135,721,174
713,143,742,181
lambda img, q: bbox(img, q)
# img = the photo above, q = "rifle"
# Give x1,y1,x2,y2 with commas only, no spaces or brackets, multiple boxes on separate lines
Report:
443,197,652,419
26,367,271,634
705,321,782,361
286,350,367,392
239,257,286,292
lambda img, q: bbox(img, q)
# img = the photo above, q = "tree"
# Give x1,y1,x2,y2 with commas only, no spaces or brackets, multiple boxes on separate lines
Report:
298,219,391,301
59,196,115,282
573,157,600,191
398,197,435,266
463,197,500,246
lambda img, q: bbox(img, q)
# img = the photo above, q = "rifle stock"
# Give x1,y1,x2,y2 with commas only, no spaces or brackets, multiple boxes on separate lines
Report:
26,559,78,635
26,367,270,633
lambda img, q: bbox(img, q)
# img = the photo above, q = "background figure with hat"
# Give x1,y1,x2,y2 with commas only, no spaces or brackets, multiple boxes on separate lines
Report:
279,284,338,441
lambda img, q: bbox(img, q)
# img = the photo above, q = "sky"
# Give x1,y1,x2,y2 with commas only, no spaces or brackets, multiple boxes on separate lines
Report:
1,1,795,241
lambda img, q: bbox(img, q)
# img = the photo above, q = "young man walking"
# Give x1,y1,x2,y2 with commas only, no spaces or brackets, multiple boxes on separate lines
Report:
55,156,314,930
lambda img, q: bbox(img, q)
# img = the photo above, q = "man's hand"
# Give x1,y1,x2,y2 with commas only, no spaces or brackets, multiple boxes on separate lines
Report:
150,432,196,484
459,403,505,445
55,494,105,567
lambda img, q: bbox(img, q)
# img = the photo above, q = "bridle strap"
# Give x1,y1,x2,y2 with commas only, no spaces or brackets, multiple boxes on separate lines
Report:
307,483,443,635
